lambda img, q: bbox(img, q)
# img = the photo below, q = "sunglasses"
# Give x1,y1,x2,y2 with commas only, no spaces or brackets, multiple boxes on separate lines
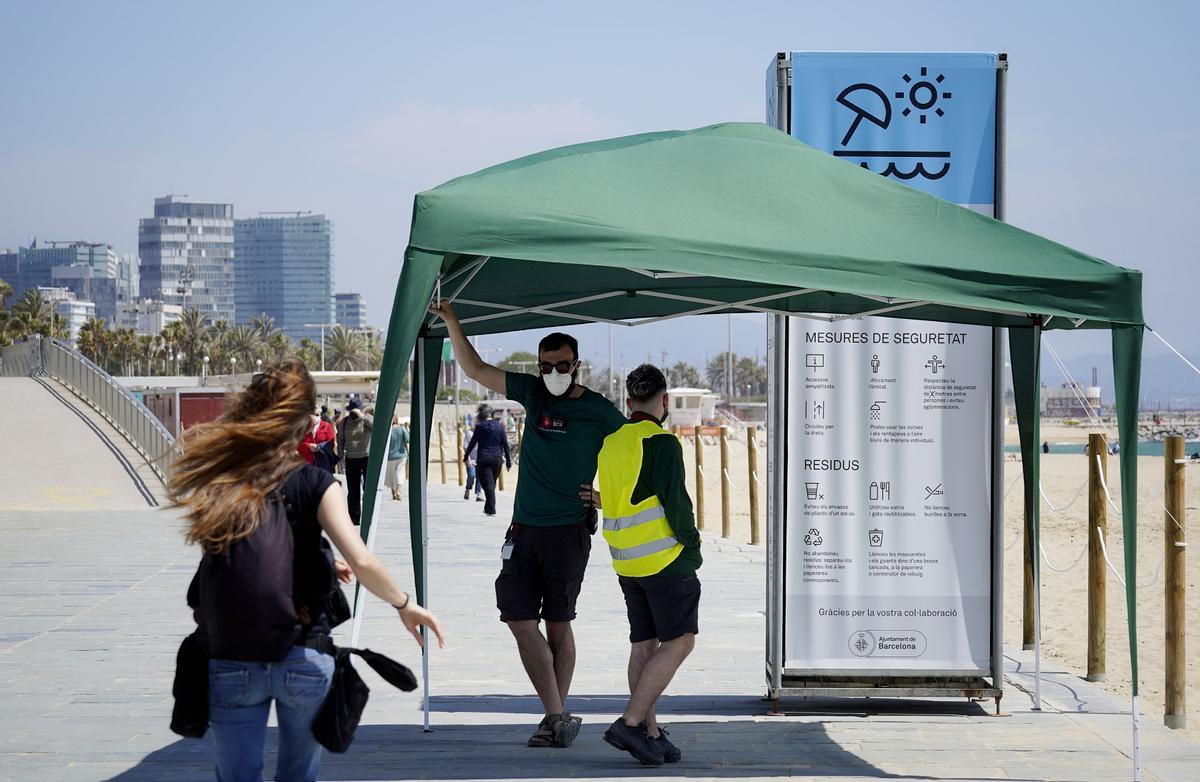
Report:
538,360,577,374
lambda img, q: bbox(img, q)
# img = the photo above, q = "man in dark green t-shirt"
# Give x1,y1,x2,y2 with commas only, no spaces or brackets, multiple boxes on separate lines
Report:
429,299,626,750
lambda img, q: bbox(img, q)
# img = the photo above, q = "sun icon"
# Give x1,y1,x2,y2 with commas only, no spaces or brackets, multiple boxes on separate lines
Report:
895,67,952,124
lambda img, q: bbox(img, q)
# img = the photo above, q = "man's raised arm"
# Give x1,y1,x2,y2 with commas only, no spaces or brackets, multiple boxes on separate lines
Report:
428,299,507,395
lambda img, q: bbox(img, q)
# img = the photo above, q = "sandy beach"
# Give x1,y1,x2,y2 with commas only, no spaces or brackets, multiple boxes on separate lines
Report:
428,418,1200,743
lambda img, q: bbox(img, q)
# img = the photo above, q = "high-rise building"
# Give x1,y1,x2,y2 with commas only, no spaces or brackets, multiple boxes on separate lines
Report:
138,196,235,323
39,286,95,343
234,213,334,342
335,292,366,329
0,241,120,324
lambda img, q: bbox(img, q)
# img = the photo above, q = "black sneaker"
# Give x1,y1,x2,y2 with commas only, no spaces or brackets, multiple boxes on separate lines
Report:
463,489,470,500
476,494,484,501
603,719,665,765
652,727,681,763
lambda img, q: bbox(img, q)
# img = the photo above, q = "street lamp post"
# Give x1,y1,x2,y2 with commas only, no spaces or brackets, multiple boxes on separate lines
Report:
231,356,238,375
304,322,339,372
256,358,263,374
202,354,210,385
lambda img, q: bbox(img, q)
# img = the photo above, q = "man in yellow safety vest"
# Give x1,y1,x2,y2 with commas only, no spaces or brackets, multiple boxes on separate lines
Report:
597,364,702,766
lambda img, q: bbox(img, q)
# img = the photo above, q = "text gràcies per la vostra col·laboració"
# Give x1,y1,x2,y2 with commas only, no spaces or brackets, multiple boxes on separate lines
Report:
805,331,969,345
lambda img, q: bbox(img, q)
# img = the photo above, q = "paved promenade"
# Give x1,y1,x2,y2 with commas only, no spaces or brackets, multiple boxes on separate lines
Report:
1,417,1199,780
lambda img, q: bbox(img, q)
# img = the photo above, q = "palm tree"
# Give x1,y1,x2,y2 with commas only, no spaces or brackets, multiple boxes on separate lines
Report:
325,325,366,370
297,337,321,370
226,324,261,369
266,331,291,364
112,328,138,376
76,317,109,364
176,308,209,375
137,334,159,375
0,278,12,308
10,289,55,340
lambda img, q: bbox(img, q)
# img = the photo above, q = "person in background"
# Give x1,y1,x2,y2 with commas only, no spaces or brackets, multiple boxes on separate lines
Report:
337,399,373,524
597,364,701,766
299,406,336,466
169,361,444,782
430,298,626,750
385,416,410,501
464,440,483,502
464,403,511,517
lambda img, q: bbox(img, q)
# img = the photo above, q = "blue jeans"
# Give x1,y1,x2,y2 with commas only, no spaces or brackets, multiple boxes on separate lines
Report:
208,645,335,782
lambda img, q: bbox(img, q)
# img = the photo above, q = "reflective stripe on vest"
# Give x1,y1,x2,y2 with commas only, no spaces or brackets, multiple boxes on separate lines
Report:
603,505,667,532
609,535,680,561
598,419,685,578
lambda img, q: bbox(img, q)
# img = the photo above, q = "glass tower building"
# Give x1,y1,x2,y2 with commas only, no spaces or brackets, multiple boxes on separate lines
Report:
234,214,334,342
335,292,366,329
138,196,235,323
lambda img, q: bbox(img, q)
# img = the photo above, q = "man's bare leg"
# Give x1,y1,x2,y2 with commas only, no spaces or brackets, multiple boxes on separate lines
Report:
627,639,660,735
508,620,563,715
545,621,576,711
622,634,695,729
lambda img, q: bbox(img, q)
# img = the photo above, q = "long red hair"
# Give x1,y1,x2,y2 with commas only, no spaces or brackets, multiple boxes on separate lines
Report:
169,360,316,552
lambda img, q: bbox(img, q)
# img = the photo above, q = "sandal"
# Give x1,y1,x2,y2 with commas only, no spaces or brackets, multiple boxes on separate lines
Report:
526,713,581,748
527,715,555,747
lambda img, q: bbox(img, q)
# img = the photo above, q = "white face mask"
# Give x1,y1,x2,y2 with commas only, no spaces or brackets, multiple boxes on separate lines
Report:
543,369,573,397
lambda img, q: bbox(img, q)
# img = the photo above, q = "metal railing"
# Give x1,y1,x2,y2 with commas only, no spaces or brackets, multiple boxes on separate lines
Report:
38,338,177,483
0,338,43,377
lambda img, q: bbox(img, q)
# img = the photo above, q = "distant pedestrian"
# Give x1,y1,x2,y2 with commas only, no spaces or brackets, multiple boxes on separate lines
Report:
299,406,336,466
168,360,443,782
464,403,511,517
464,441,483,502
337,399,373,524
1041,441,1050,454
385,416,409,501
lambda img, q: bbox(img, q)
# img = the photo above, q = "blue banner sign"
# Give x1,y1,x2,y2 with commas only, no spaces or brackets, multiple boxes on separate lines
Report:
790,52,997,212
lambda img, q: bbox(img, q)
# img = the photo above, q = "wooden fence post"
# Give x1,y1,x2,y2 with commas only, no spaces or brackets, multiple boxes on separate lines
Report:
1165,435,1186,729
437,422,446,485
694,425,705,531
456,425,464,486
1087,433,1107,682
748,425,761,545
720,426,731,539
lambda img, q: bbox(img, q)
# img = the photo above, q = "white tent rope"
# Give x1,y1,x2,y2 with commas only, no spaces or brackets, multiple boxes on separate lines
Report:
1038,476,1089,513
1042,337,1186,534
1093,462,1167,588
1040,539,1088,573
1147,325,1200,379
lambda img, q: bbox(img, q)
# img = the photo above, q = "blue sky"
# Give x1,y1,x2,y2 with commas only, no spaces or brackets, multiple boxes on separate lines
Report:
2,1,1197,377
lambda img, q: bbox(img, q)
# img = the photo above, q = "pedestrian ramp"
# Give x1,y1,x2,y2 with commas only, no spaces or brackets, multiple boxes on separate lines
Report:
0,377,166,511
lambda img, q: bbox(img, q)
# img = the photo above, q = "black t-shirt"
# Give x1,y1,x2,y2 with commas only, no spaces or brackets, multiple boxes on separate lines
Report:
283,463,338,536
281,465,340,634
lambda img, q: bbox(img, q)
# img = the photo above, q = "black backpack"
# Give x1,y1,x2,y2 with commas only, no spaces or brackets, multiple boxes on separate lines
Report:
194,490,302,662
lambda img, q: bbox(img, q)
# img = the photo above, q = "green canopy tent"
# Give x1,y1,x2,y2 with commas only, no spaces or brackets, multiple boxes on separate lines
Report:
356,123,1144,766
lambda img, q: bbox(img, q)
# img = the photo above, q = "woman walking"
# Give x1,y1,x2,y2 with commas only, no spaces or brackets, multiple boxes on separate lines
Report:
170,361,444,782
463,403,511,516
386,415,409,501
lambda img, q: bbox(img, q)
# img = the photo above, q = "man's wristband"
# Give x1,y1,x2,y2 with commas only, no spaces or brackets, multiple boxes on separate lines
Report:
393,593,411,612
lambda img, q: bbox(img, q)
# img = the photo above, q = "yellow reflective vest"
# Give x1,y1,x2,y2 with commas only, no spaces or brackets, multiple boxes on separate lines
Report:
597,420,685,577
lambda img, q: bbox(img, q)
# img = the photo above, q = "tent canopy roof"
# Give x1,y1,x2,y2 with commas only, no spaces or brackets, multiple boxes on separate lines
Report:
405,122,1143,336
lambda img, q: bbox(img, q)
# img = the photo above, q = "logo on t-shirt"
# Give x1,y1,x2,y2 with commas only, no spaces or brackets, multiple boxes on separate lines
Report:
539,415,567,432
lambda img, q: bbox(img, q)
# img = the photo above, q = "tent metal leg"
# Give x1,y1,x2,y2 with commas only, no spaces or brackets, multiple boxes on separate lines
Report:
416,337,432,733
350,454,390,648
1133,694,1142,781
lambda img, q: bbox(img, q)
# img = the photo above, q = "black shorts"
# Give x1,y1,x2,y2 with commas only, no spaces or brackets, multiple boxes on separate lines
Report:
618,573,701,643
495,522,591,623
